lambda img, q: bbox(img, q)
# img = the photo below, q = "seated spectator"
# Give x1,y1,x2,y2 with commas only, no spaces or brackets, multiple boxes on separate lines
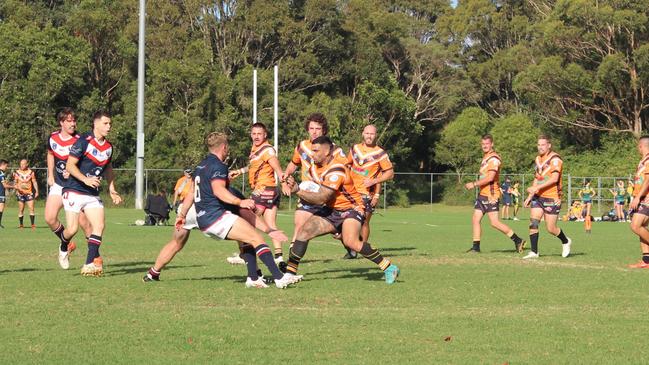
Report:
144,190,172,226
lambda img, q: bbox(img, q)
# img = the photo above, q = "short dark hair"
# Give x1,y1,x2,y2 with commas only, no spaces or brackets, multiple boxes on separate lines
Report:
251,122,268,133
305,113,328,135
0,159,7,165
57,107,76,123
312,136,333,149
93,110,111,122
538,134,551,142
481,134,493,142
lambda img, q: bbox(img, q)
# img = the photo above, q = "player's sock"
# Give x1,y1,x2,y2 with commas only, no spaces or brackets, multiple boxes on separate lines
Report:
86,235,102,264
53,223,65,240
274,247,283,259
507,231,523,245
358,242,391,271
241,244,259,280
19,215,24,226
147,267,160,280
556,229,569,244
59,233,71,252
472,240,480,251
255,243,283,280
530,232,539,253
287,240,308,274
0,211,3,225
29,214,35,226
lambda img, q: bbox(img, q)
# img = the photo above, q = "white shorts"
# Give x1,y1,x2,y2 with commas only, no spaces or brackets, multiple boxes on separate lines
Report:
178,204,199,230
200,211,239,240
62,191,103,213
48,183,63,197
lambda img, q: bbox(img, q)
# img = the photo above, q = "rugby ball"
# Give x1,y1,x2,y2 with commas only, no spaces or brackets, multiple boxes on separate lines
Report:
299,181,320,193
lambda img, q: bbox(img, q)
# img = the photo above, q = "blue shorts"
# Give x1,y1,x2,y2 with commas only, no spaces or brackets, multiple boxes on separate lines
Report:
297,199,328,215
17,193,34,202
474,195,499,214
531,196,561,215
0,196,5,203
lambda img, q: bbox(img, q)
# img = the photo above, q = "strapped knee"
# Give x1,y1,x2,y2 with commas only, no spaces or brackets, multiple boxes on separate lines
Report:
529,219,540,230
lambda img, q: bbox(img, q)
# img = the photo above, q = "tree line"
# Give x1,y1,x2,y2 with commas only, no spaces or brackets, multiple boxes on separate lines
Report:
1,0,648,178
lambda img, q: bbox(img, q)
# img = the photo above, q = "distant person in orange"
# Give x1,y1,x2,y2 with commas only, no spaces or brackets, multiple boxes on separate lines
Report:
14,159,39,230
344,124,394,259
172,168,193,210
464,135,525,253
523,135,572,259
229,122,285,263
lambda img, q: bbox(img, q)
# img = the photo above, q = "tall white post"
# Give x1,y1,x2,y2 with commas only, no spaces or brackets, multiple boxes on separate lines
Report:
273,65,279,152
135,0,146,209
253,69,258,124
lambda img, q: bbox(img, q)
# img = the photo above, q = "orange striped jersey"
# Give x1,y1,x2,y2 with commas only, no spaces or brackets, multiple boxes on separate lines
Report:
248,142,277,190
347,144,393,195
291,139,345,182
478,151,501,198
13,168,35,195
633,153,649,198
310,156,364,212
174,176,192,201
534,152,563,199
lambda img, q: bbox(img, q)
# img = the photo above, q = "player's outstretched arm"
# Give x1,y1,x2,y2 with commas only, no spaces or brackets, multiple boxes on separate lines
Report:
281,162,298,195
296,185,335,206
364,168,394,188
268,156,284,183
228,165,249,180
211,178,255,210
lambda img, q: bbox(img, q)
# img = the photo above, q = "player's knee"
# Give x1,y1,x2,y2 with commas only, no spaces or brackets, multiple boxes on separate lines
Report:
529,218,540,230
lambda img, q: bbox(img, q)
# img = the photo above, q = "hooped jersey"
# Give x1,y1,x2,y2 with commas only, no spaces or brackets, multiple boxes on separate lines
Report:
347,144,393,195
534,152,563,199
63,132,113,196
478,151,501,199
0,170,5,196
193,153,231,230
310,155,364,212
13,169,35,195
291,139,345,182
633,153,649,199
248,142,277,191
47,131,80,186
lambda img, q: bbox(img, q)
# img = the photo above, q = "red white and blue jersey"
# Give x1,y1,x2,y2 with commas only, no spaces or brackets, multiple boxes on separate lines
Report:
194,153,231,230
63,132,113,196
47,131,80,186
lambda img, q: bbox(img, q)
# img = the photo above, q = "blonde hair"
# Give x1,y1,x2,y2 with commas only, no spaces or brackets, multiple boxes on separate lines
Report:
205,132,228,149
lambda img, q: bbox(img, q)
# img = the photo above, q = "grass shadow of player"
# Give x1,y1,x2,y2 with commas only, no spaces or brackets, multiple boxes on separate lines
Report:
542,252,587,257
307,267,387,282
107,261,205,276
0,268,52,275
175,275,242,283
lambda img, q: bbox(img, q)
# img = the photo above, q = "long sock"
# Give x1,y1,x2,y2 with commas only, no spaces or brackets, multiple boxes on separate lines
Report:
274,246,283,259
358,242,391,271
530,232,539,253
556,229,569,244
29,214,35,226
643,254,649,264
147,267,160,280
241,244,258,280
0,211,3,225
472,240,480,251
19,215,24,226
507,231,523,245
287,240,309,274
52,224,69,251
255,243,283,280
86,235,102,264
59,232,71,252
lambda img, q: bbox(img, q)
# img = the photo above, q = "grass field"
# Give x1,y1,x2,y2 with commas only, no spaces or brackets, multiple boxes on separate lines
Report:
1,204,647,364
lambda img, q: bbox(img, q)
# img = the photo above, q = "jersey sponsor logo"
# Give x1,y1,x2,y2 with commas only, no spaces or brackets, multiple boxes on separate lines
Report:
197,210,206,218
329,174,339,182
351,166,369,176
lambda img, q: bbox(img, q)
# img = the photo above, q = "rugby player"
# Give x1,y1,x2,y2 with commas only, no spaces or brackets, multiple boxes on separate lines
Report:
44,108,91,269
627,136,649,268
578,180,596,233
464,135,525,253
284,136,400,284
165,132,298,288
61,111,122,276
344,124,394,258
13,159,38,230
229,122,285,263
172,168,192,210
523,135,572,259
0,159,13,228
609,180,626,222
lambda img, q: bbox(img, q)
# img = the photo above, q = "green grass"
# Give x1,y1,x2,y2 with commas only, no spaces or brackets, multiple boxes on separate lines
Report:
0,204,647,364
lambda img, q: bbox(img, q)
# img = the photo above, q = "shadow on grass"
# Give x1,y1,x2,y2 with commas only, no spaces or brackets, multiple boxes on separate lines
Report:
0,268,53,275
306,267,388,282
175,275,242,283
106,261,205,276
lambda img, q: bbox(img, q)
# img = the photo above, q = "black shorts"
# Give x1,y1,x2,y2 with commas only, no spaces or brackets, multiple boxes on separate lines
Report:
631,203,649,217
362,195,375,214
316,208,365,233
0,196,5,203
530,196,561,215
251,187,280,210
17,193,34,202
474,195,499,214
296,199,327,215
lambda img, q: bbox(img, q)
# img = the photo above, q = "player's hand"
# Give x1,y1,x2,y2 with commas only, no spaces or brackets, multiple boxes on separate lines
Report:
630,196,640,211
283,176,296,195
524,195,532,207
370,195,380,207
175,216,186,230
83,176,101,189
110,191,122,205
62,170,70,179
268,229,288,243
363,177,377,188
526,186,538,195
228,170,242,180
238,198,256,210
34,191,39,199
464,182,474,190
47,176,54,187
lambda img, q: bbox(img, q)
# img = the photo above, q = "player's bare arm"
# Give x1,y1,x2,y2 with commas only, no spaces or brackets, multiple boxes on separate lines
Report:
66,155,101,189
103,164,122,205
31,171,39,198
630,176,649,210
228,165,248,180
465,170,496,190
211,179,255,210
46,152,55,186
363,168,394,188
268,155,284,182
527,171,560,196
281,161,298,195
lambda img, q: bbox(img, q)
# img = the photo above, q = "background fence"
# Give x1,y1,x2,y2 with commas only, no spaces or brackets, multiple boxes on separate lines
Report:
1,168,635,215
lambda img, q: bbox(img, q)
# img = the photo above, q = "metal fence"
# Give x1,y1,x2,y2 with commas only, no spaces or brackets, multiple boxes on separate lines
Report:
0,167,635,215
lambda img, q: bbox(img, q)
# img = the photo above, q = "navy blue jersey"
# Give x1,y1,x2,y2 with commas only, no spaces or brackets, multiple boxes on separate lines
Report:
63,132,113,196
48,131,80,186
194,153,231,229
0,170,5,197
